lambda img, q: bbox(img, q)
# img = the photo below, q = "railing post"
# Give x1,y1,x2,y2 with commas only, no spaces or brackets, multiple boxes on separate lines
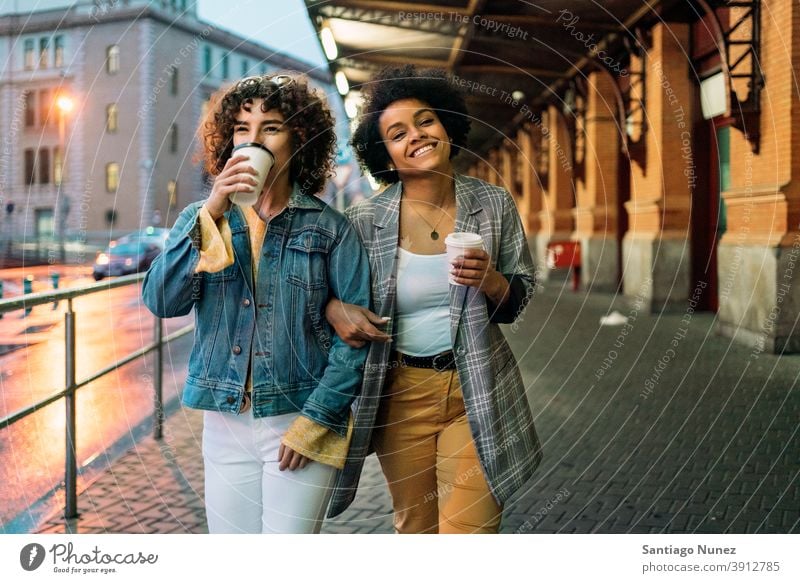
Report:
23,275,33,316
153,317,164,440
64,298,78,519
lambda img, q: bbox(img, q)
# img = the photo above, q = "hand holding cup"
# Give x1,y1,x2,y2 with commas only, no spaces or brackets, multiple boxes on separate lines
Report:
206,143,275,220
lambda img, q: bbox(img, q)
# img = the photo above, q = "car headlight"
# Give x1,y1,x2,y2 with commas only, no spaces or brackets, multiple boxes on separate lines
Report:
96,253,109,266
125,258,134,267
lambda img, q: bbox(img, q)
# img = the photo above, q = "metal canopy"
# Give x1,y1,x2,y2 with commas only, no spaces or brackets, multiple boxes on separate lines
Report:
304,0,736,168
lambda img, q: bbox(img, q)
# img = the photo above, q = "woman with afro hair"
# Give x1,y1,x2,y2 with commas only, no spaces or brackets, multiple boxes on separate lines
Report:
324,65,543,533
143,73,370,533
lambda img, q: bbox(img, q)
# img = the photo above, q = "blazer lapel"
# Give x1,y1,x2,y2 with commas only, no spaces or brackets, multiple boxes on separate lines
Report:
370,183,402,316
450,174,485,340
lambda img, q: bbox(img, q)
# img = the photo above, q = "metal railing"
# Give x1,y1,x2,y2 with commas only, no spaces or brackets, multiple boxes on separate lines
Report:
0,273,194,519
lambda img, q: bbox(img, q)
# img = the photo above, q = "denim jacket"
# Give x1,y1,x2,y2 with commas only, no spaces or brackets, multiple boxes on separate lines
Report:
141,186,370,436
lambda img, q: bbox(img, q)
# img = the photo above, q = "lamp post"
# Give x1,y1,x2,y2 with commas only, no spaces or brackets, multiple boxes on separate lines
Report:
55,92,74,263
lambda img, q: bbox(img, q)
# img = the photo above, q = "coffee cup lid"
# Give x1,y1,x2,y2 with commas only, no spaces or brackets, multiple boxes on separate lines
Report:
232,142,274,156
445,232,483,246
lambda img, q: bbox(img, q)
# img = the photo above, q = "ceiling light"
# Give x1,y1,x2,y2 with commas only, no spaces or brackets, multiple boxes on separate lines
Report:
321,25,338,61
335,71,349,96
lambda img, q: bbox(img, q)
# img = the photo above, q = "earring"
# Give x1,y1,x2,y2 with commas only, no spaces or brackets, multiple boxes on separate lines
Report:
388,164,395,171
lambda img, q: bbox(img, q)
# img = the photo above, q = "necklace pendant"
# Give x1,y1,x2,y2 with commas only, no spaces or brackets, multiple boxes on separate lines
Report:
430,230,439,241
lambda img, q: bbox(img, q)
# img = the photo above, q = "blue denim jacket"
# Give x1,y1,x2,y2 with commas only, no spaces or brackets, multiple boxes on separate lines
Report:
141,186,370,436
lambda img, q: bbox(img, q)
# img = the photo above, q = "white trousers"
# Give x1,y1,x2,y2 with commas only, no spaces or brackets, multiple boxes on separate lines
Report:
202,409,337,534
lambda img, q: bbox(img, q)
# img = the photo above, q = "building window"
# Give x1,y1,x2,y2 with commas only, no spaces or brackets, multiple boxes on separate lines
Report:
167,179,178,208
106,103,118,132
107,45,120,74
203,46,212,75
169,66,178,95
38,148,50,184
54,35,64,67
54,146,63,186
24,91,35,127
39,37,49,68
105,209,117,226
241,59,249,77
39,89,51,126
106,162,119,192
221,54,229,79
24,149,36,185
24,39,35,70
169,124,178,153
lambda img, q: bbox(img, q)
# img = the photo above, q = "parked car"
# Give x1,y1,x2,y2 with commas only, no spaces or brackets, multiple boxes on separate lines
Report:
115,226,169,250
92,240,162,281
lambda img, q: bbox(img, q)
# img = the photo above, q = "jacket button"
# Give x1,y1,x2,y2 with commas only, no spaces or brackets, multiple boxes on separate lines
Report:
226,396,235,404
242,298,251,307
457,347,466,356
233,345,242,355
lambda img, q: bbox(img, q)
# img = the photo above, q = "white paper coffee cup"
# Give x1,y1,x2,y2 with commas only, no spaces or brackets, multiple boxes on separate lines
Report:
229,142,275,206
445,232,485,286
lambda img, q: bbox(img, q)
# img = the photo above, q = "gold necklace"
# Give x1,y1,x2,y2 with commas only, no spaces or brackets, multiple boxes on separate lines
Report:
403,196,451,240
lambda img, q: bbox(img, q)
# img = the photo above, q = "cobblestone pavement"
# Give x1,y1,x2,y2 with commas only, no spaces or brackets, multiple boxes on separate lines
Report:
37,283,799,534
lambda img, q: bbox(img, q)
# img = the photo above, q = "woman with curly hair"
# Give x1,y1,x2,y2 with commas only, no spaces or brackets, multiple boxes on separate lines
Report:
142,73,370,533
324,65,543,534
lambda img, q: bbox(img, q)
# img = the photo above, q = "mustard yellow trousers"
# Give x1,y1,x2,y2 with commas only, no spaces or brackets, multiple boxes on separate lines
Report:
372,364,502,534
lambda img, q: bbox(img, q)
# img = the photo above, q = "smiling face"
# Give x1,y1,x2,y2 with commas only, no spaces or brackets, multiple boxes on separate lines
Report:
233,97,293,191
378,98,452,178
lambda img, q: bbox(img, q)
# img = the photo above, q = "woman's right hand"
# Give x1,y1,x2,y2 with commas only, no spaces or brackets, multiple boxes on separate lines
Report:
205,154,259,220
325,299,391,348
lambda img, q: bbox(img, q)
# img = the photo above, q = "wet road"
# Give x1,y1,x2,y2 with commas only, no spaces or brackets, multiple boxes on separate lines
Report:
0,268,193,529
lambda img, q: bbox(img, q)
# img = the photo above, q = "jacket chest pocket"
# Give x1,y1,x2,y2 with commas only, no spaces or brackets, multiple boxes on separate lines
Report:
285,227,334,290
204,263,238,282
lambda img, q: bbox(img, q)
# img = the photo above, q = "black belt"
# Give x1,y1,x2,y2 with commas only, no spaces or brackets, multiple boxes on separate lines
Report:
396,350,456,372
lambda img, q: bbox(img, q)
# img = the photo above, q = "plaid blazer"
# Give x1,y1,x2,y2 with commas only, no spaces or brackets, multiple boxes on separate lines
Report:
327,174,543,518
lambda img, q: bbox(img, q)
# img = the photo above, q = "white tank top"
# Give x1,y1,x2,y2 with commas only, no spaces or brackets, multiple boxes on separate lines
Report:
394,247,452,356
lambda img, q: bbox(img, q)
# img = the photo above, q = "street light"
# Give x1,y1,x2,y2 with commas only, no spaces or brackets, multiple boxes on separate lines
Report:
55,91,74,263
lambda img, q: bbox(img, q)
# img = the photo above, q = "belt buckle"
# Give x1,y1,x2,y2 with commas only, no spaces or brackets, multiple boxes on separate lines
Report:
432,352,451,372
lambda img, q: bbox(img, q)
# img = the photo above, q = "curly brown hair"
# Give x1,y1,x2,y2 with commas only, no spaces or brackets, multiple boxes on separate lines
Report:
198,73,336,195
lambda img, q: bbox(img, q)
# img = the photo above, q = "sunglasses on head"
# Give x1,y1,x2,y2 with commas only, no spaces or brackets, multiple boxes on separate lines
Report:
234,74,294,90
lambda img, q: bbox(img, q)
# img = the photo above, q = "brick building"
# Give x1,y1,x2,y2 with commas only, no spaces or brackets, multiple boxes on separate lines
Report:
0,0,363,257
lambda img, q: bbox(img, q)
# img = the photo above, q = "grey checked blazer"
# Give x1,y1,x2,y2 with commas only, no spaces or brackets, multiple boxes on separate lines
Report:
327,174,543,518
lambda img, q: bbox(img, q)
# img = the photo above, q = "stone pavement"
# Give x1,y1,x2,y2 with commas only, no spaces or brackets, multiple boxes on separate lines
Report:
36,282,800,534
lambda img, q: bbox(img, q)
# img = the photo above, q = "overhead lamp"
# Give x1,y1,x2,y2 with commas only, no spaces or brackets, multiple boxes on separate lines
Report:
335,71,349,96
344,92,360,119
320,25,338,61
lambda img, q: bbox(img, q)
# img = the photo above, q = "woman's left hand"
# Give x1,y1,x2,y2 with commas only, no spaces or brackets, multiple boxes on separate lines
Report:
278,443,310,471
450,249,510,306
